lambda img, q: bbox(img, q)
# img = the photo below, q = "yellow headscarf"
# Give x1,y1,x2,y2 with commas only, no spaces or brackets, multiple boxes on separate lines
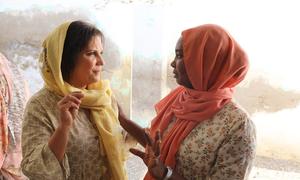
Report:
39,22,127,180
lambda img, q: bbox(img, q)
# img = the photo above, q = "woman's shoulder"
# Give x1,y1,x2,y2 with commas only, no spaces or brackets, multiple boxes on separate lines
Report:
218,101,249,119
26,88,61,110
214,101,254,131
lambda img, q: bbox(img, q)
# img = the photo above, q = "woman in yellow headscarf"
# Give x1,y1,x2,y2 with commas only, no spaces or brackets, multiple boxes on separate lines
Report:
21,21,127,180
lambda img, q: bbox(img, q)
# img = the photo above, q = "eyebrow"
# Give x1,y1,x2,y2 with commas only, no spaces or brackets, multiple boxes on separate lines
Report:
85,49,103,53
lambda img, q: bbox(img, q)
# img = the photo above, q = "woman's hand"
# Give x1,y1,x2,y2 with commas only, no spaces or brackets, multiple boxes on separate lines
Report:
130,130,167,179
57,91,84,129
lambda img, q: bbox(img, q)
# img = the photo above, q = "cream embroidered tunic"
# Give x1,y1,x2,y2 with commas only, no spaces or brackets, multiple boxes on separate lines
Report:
162,101,256,180
21,88,124,180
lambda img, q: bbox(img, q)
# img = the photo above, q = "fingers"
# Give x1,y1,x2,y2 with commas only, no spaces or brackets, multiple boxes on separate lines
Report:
132,130,165,179
143,129,162,157
155,131,161,142
71,91,84,99
58,101,79,111
70,107,79,118
144,129,153,146
129,148,145,160
154,131,161,157
67,92,83,104
131,129,163,169
58,92,84,109
147,157,157,168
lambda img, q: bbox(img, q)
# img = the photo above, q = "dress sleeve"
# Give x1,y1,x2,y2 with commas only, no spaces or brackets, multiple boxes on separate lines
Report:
209,114,256,180
21,98,70,180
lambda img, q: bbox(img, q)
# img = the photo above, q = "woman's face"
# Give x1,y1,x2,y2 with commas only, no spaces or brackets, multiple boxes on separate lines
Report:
171,37,193,89
68,35,104,88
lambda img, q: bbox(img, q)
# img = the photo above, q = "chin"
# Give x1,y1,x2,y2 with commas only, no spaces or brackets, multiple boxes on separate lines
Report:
85,76,99,85
175,78,182,85
90,78,100,84
92,75,101,82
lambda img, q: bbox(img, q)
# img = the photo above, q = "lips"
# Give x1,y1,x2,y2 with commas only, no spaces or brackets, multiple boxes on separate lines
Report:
93,68,101,73
173,71,178,78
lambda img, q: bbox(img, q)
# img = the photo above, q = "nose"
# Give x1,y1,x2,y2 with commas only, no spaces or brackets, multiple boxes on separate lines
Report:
170,59,176,68
97,54,105,66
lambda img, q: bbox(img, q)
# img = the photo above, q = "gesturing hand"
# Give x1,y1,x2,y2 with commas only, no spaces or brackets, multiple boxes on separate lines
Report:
57,91,84,129
130,130,167,179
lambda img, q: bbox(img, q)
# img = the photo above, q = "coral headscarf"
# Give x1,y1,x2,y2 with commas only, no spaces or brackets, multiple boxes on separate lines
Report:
0,53,12,167
39,22,127,180
146,24,249,179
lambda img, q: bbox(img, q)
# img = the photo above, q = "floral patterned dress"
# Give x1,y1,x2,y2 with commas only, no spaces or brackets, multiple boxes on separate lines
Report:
163,101,256,180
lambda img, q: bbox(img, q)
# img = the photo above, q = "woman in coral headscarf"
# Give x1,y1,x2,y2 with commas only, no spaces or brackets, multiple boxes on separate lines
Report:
21,21,128,180
119,24,256,180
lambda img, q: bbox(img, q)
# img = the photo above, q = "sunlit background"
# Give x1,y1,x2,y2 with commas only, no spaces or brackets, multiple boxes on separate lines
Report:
1,0,300,179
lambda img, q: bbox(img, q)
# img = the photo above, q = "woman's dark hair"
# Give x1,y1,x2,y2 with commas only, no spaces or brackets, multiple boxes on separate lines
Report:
61,20,104,81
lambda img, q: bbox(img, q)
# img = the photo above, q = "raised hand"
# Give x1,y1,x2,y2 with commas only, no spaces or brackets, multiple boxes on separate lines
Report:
57,91,84,129
130,130,167,179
